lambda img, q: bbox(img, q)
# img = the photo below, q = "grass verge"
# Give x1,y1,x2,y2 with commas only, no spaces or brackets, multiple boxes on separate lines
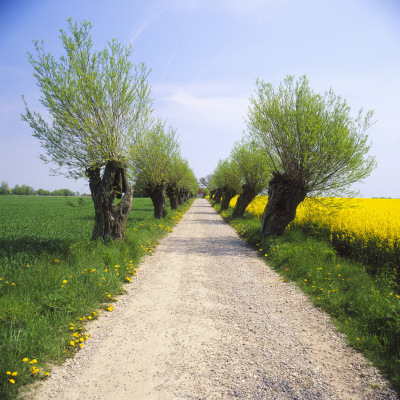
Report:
0,196,192,400
214,202,400,394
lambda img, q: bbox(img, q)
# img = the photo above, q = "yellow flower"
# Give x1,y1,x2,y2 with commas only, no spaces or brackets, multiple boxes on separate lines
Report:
70,341,75,347
22,358,29,362
29,359,37,364
31,367,39,374
6,371,11,375
125,277,131,282
11,372,18,376
9,379,15,384
107,306,114,312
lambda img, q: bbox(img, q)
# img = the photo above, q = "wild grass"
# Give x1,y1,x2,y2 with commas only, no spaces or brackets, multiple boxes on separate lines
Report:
0,196,192,399
216,203,400,394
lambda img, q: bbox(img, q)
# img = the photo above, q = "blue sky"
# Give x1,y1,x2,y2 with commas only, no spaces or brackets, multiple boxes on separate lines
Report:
1,0,399,197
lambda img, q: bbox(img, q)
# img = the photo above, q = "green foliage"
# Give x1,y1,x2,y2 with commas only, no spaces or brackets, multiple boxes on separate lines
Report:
210,158,241,193
0,182,11,195
21,18,152,179
214,201,400,393
131,119,180,190
246,75,376,197
230,139,272,194
0,196,192,399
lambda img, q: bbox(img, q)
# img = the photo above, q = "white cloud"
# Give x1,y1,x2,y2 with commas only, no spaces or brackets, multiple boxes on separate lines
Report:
153,81,250,127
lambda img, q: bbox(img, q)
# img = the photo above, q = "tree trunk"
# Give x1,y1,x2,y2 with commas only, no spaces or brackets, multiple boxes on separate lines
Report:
167,185,178,210
146,183,167,219
232,185,257,218
87,161,133,241
213,188,222,204
220,188,236,210
260,172,307,236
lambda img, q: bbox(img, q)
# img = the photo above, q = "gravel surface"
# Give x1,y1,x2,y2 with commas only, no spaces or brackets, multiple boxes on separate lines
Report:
28,198,398,399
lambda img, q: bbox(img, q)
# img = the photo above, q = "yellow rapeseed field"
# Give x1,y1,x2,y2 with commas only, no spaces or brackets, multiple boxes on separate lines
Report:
230,196,400,245
230,195,400,275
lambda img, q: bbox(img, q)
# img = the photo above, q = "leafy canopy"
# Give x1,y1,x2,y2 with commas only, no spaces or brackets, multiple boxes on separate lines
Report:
247,75,376,197
131,119,180,188
22,19,152,179
230,139,272,194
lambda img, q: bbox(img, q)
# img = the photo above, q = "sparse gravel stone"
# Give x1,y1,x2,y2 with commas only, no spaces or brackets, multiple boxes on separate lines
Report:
28,199,398,399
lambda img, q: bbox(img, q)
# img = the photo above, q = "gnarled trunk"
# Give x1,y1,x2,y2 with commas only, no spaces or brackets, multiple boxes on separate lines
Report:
146,183,167,219
167,185,178,210
220,188,236,211
260,172,307,236
213,188,222,204
87,161,133,241
232,185,257,218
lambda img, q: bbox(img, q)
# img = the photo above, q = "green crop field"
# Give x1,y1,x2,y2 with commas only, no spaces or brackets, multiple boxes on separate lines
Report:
0,195,192,399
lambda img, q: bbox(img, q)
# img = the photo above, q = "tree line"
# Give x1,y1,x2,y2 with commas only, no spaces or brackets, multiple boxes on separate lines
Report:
206,75,376,236
22,18,375,242
0,182,77,196
22,19,198,241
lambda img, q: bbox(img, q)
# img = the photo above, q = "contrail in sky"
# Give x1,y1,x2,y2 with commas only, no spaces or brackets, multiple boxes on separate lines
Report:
159,0,197,84
194,0,289,80
129,0,174,44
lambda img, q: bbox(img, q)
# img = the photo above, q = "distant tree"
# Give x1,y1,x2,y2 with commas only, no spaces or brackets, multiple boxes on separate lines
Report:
132,120,180,218
166,156,198,208
37,188,50,196
211,159,241,210
51,188,75,196
247,75,376,236
201,188,210,197
230,140,272,218
0,181,11,195
12,184,34,195
21,19,152,241
166,155,189,209
199,174,212,189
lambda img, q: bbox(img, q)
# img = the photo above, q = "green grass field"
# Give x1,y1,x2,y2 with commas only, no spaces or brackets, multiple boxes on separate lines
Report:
0,196,192,399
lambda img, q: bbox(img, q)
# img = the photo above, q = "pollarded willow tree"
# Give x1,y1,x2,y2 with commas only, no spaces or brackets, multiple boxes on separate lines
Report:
21,19,152,241
211,158,242,211
166,156,190,209
230,140,272,218
247,75,376,236
131,119,180,218
167,158,198,207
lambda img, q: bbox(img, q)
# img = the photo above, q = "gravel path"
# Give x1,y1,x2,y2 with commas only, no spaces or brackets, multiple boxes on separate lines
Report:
29,198,397,399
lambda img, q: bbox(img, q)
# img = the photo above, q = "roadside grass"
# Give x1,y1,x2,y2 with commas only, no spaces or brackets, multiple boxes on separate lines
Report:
0,196,192,400
215,203,400,394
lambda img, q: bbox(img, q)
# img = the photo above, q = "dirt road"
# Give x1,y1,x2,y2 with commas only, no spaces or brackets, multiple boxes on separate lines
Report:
30,198,397,399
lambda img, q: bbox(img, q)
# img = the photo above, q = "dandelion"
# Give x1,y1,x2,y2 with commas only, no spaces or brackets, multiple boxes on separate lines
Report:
11,372,18,376
9,379,15,384
22,358,29,362
29,359,37,364
63,280,68,283
31,366,39,374
107,306,114,312
125,277,131,282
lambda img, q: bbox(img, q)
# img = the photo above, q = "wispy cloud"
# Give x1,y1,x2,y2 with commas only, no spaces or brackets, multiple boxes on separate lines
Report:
194,0,289,79
128,0,174,44
159,0,197,84
154,81,249,128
